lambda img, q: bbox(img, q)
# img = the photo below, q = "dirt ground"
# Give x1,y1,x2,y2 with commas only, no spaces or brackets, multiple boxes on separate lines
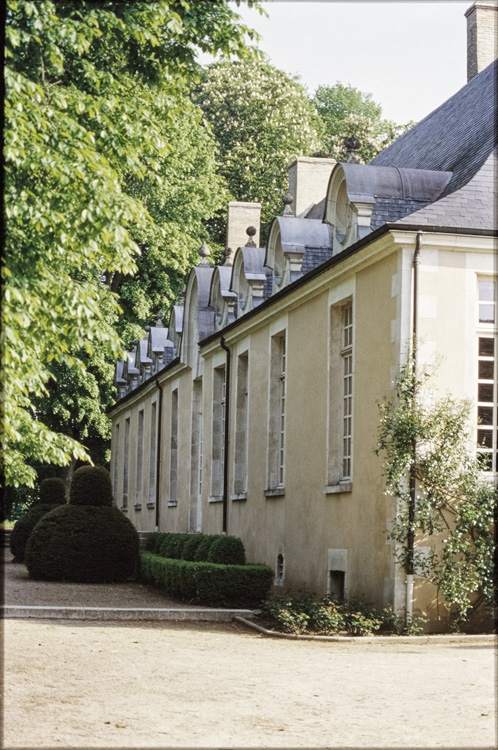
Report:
3,553,497,749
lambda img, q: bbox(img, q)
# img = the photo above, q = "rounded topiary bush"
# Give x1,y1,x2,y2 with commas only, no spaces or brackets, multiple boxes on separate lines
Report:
38,477,66,505
145,531,164,554
25,505,139,582
10,504,62,562
207,535,246,566
181,534,205,561
193,534,223,562
159,533,188,559
69,465,113,507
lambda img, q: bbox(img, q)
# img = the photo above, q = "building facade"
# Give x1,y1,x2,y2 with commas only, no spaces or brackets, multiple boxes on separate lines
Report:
109,4,497,626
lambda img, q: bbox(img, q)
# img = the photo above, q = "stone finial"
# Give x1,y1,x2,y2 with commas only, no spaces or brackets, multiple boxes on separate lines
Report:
344,135,362,164
245,226,257,247
145,325,151,332
223,246,235,266
198,242,211,265
282,193,294,216
156,311,164,327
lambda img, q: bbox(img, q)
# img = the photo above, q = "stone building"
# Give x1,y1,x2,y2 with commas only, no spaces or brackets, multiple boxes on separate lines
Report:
109,3,497,626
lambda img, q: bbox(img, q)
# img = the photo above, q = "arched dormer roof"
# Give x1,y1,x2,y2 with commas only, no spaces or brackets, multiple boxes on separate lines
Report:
324,162,452,252
265,216,333,291
135,337,152,374
230,245,269,316
209,265,237,330
167,305,183,359
146,324,174,370
122,349,140,390
181,248,215,370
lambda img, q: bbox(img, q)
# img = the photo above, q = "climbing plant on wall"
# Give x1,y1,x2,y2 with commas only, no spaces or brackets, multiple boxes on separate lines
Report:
376,358,496,624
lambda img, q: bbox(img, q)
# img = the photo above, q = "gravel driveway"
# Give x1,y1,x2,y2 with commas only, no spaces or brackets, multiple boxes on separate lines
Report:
3,552,496,748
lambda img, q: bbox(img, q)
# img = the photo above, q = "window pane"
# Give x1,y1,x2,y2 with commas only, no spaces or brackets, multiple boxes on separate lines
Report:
478,405,494,425
478,383,494,402
479,360,495,379
477,429,493,448
479,304,495,323
479,338,495,357
478,281,495,302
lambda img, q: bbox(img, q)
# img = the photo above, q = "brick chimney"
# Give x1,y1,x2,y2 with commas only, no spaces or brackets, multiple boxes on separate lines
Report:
465,2,498,81
225,202,261,264
287,157,336,217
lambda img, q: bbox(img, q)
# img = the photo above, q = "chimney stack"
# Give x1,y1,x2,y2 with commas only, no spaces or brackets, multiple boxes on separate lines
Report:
225,201,261,264
465,2,498,81
287,157,336,217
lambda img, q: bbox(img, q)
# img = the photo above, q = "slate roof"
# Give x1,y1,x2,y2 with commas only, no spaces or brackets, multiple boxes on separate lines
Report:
396,147,497,230
370,59,497,198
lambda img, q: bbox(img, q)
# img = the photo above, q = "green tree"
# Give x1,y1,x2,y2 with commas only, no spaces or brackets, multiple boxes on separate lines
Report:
377,358,496,624
3,0,262,487
193,57,322,242
313,83,412,163
114,96,230,347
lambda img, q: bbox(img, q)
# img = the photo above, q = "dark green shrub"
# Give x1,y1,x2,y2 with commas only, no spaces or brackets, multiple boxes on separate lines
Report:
193,534,223,562
144,532,165,554
159,533,182,559
10,504,61,562
181,534,205,561
39,478,66,505
139,551,273,608
69,466,113,507
173,535,191,559
25,505,139,583
207,535,246,565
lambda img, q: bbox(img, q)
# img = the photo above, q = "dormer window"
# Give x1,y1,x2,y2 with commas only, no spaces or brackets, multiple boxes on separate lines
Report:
335,180,352,245
325,162,452,253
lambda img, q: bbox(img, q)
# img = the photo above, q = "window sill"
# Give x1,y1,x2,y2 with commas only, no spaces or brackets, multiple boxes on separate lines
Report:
324,483,352,495
230,492,247,502
167,501,178,507
146,502,155,509
133,504,142,511
264,487,285,498
120,506,128,513
208,495,223,503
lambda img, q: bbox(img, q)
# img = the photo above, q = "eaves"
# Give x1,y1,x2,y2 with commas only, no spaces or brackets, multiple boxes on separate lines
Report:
199,223,498,351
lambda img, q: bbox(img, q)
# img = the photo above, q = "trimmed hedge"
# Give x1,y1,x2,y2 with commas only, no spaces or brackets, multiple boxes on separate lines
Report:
10,504,62,562
144,532,247,565
208,535,246,566
144,532,164,554
193,534,223,561
69,466,113,507
159,533,190,560
25,505,139,582
139,551,274,608
39,478,66,505
181,534,205,561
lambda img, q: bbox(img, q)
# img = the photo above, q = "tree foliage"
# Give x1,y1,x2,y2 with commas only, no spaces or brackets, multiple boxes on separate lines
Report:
312,83,412,163
193,57,322,240
377,358,496,623
3,0,262,487
115,96,230,347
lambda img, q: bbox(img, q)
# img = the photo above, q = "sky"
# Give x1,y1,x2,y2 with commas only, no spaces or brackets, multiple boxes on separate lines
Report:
225,1,471,125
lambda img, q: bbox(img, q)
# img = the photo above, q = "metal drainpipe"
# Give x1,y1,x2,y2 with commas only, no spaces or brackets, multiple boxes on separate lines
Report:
406,231,422,627
155,378,163,531
220,336,231,533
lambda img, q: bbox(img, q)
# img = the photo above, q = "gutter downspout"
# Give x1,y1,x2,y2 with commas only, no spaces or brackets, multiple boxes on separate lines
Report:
155,378,163,531
220,336,231,534
406,231,422,628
